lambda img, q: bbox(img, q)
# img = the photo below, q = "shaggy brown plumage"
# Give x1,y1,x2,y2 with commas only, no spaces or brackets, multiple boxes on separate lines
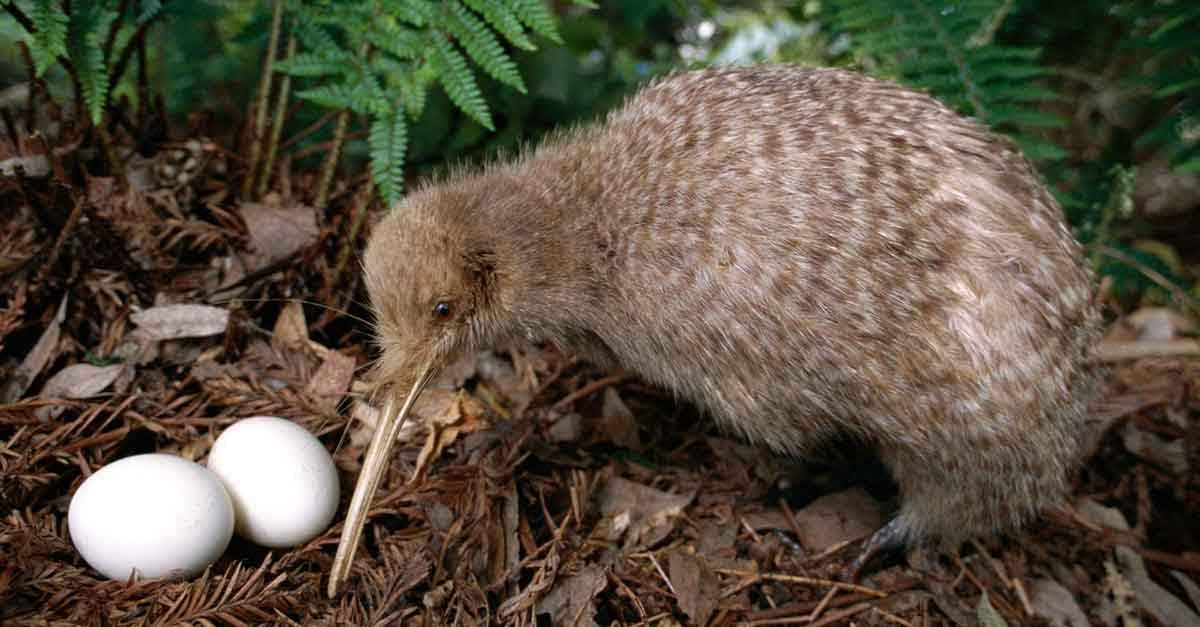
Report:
359,65,1103,568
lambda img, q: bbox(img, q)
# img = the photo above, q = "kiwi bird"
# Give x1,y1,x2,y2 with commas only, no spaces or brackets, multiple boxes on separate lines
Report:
328,65,1103,596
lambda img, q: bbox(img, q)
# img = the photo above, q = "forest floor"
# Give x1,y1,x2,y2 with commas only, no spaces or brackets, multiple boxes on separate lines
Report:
2,133,1200,626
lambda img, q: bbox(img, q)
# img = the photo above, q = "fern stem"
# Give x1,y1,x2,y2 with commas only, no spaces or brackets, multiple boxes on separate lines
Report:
313,109,349,209
256,27,296,200
102,0,130,64
333,185,375,287
242,0,284,201
108,5,165,106
1,1,34,32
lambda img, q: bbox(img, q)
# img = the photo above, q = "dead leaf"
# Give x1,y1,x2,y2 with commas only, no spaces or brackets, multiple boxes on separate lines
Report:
1079,498,1200,627
0,153,50,178
1128,307,1196,342
534,566,606,627
790,488,885,551
305,348,355,412
40,363,125,399
131,304,229,340
601,387,641,451
548,412,585,442
1030,578,1089,627
669,551,720,627
272,301,309,352
1123,423,1189,474
2,294,66,402
412,390,489,480
598,477,694,550
240,202,318,273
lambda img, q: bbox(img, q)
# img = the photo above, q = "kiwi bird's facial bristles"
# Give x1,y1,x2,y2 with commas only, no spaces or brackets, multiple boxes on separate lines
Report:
327,361,435,598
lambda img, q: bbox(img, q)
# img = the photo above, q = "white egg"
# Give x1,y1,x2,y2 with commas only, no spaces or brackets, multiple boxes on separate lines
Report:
206,416,340,548
68,453,234,582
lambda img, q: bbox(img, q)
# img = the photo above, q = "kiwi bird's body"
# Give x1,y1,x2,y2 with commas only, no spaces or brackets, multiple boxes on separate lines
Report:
360,65,1102,555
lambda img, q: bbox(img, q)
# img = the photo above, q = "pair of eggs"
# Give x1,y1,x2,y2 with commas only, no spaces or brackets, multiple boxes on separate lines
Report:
68,416,340,582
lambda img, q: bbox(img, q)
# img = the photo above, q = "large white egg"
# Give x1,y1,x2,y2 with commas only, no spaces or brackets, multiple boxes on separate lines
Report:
206,416,340,548
68,453,234,581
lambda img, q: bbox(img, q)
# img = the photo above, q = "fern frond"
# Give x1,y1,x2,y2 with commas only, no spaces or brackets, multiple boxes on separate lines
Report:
69,6,118,125
137,0,164,25
379,0,437,27
367,20,424,60
430,32,494,130
826,0,1067,162
461,0,535,50
369,107,408,207
274,52,350,77
506,0,562,44
446,0,526,93
28,0,68,77
296,83,357,110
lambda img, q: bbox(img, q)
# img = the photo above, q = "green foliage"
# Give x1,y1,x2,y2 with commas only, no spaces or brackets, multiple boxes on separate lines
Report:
277,0,584,208
69,4,117,125
1124,1,1199,173
824,0,1069,161
27,0,67,76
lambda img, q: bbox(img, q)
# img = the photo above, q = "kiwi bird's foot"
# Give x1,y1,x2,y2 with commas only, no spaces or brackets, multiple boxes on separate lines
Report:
843,517,908,581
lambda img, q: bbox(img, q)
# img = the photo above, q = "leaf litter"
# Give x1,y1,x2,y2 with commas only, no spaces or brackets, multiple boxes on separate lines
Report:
2,109,1200,627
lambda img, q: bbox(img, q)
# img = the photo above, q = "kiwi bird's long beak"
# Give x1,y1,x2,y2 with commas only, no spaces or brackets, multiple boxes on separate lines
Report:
327,361,435,597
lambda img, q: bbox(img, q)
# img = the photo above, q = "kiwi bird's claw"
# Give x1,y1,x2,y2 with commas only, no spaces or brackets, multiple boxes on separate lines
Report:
844,517,908,581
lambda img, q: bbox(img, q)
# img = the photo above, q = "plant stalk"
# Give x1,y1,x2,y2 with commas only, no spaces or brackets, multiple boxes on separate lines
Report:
256,26,296,199
242,0,284,200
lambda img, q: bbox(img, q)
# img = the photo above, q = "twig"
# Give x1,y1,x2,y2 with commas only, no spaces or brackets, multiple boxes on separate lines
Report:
713,569,887,598
242,0,284,200
1095,339,1200,362
35,195,86,288
332,184,374,287
549,374,630,412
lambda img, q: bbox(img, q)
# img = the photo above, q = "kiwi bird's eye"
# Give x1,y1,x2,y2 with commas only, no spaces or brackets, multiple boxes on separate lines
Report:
432,301,452,321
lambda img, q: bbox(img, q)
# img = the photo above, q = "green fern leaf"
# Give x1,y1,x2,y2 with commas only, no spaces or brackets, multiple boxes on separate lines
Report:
369,107,408,207
29,0,68,77
506,0,561,44
461,0,535,50
137,0,164,25
295,19,342,57
296,83,357,110
379,0,437,27
69,6,118,125
275,52,350,77
446,1,526,93
430,32,494,130
367,20,424,60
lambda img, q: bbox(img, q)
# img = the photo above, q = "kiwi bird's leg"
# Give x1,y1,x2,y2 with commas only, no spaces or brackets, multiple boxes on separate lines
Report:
844,517,908,581
327,363,435,598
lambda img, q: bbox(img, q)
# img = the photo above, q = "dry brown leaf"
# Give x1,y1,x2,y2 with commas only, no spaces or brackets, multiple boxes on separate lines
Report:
131,304,229,340
40,363,125,399
240,202,318,272
1122,423,1189,474
2,294,67,402
601,387,641,451
1030,578,1090,627
534,565,606,627
305,348,355,412
669,551,720,627
790,488,885,552
272,301,309,352
598,477,694,550
0,153,50,177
